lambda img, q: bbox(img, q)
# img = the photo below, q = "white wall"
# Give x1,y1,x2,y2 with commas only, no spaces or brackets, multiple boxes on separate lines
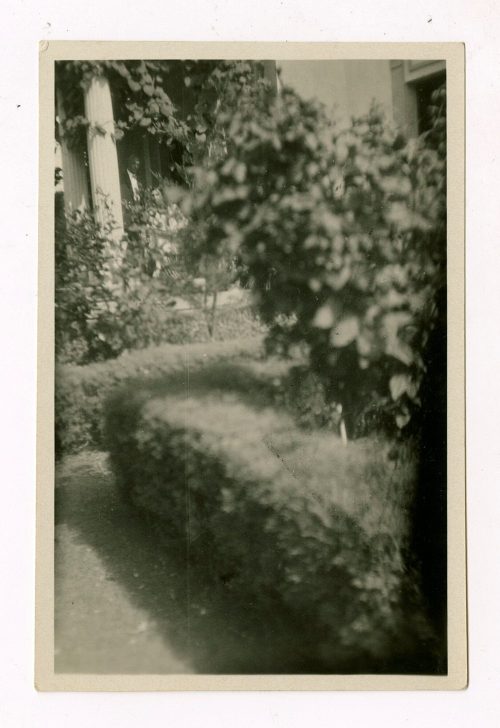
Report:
278,60,394,125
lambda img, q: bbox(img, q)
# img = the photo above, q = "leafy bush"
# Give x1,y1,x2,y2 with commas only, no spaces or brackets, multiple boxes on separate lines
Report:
187,86,447,435
156,304,265,344
121,187,190,280
55,207,175,364
55,336,264,457
271,365,342,432
55,208,120,363
105,370,435,671
55,195,264,365
56,60,271,181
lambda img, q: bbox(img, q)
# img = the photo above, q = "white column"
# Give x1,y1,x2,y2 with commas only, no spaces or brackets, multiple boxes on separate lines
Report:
84,74,124,239
262,61,279,96
56,92,90,214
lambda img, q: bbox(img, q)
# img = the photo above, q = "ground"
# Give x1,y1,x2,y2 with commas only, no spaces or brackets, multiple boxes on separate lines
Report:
55,452,191,674
55,451,320,674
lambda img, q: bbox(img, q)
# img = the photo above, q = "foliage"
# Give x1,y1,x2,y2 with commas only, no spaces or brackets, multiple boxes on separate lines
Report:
55,60,270,180
55,336,264,457
55,207,120,362
121,183,191,280
187,85,447,434
56,60,188,153
55,59,446,435
179,60,271,166
55,190,263,365
55,204,185,363
123,176,245,338
54,60,273,362
406,84,447,650
104,369,435,671
421,84,446,160
272,365,343,432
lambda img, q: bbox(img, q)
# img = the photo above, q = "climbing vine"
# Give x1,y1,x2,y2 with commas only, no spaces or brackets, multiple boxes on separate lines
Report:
55,59,270,177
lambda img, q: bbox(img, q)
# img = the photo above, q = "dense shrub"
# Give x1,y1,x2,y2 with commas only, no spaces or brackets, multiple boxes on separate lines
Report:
55,336,264,456
187,86,447,435
105,372,435,671
57,289,264,366
153,304,265,345
56,60,271,181
55,191,264,365
55,206,185,364
55,185,242,366
55,207,121,363
272,364,343,432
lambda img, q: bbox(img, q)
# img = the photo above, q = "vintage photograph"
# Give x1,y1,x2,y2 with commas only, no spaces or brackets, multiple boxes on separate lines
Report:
38,45,465,688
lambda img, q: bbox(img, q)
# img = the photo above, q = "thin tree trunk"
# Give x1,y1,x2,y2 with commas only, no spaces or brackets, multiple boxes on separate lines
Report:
208,290,218,339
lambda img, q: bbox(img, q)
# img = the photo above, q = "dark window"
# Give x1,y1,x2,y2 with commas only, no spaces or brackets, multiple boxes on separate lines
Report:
415,71,446,134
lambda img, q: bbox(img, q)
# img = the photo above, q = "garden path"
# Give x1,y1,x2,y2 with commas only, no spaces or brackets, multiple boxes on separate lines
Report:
55,452,192,674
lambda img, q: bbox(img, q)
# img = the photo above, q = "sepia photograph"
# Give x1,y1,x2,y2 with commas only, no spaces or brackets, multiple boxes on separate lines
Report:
37,42,466,690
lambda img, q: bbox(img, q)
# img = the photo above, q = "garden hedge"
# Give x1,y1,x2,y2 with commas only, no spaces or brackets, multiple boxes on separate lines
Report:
57,298,265,366
55,335,264,456
151,304,265,346
105,369,434,671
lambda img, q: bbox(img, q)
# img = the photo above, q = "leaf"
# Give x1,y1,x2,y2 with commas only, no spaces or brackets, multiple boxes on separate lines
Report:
330,315,359,347
327,267,351,291
234,162,246,183
382,311,414,365
319,210,342,235
377,154,395,172
389,373,411,401
312,304,336,329
127,79,141,93
385,202,411,228
356,329,379,359
335,141,349,165
305,133,318,150
395,409,411,429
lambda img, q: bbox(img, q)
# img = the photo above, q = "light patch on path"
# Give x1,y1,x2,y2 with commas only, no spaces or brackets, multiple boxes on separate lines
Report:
55,452,192,674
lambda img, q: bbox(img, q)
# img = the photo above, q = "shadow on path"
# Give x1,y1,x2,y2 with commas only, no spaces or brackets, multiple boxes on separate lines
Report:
55,451,323,674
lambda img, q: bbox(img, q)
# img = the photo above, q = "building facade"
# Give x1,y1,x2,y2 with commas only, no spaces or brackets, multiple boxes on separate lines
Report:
279,59,445,136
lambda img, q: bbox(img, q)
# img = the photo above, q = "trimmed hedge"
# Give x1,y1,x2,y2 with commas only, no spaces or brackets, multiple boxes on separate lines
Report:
57,302,265,366
153,304,265,346
105,370,432,671
55,336,264,457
